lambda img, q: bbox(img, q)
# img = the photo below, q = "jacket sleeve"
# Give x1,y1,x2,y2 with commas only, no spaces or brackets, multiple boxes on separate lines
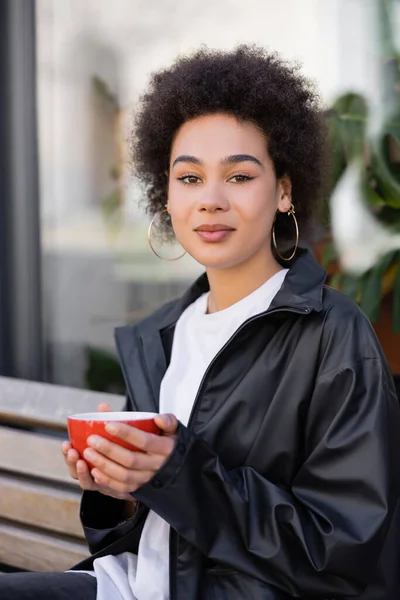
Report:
80,490,147,555
133,356,400,597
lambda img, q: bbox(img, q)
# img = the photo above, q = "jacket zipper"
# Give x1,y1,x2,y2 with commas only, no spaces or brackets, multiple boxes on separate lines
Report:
117,304,311,600
117,305,310,422
187,306,311,430
170,305,310,599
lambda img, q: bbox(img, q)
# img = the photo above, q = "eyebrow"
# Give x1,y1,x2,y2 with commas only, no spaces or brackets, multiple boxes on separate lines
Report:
172,155,203,168
221,154,264,168
172,153,264,169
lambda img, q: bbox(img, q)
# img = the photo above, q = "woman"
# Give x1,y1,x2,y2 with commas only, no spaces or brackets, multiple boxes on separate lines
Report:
2,46,400,600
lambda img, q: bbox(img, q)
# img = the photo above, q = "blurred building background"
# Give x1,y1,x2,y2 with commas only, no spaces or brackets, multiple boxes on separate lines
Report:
0,0,399,396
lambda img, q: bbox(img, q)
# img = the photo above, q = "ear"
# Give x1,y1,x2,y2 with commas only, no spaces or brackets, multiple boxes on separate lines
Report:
277,175,292,213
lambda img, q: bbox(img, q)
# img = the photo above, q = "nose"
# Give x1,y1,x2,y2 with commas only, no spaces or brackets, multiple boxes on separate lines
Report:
198,184,230,213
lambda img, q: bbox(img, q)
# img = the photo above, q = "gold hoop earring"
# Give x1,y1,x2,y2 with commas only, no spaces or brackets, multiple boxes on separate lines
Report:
272,204,299,261
147,207,187,261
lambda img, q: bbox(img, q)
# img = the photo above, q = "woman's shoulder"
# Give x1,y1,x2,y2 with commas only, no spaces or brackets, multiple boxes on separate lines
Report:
116,297,183,341
317,284,387,368
321,284,366,321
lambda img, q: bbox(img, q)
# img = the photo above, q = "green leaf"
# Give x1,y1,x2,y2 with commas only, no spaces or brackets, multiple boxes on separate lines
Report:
321,240,338,267
378,205,400,230
341,274,362,302
393,259,400,334
372,118,400,209
101,190,122,215
332,93,368,157
387,119,400,148
109,165,121,181
379,0,398,59
329,272,343,290
360,250,397,321
326,116,348,185
92,75,119,110
364,185,386,208
360,271,382,322
325,93,368,191
85,346,125,393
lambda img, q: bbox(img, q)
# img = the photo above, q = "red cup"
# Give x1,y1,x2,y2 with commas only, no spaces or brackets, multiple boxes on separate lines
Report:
67,411,160,469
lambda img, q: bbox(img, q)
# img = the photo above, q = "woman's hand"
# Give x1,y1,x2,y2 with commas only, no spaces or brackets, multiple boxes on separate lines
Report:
82,413,178,494
62,402,135,501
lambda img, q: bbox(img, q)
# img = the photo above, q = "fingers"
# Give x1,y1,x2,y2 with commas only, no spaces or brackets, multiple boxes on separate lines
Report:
103,422,176,456
61,441,72,455
76,459,100,490
72,413,179,496
75,457,135,499
65,447,80,463
98,402,114,412
84,440,166,473
155,413,179,435
63,443,98,490
62,439,138,497
91,463,154,491
62,443,80,480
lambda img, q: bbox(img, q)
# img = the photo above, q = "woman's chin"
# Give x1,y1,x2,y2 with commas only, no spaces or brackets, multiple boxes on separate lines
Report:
190,249,244,271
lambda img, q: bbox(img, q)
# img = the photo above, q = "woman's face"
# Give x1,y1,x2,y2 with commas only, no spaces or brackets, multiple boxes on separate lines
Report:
167,113,292,270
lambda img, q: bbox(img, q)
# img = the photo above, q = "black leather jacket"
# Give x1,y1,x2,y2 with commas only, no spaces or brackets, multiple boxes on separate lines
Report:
73,249,400,599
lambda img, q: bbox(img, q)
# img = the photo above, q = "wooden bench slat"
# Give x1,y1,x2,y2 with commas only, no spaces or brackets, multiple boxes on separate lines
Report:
0,522,89,572
0,377,125,571
0,474,84,539
0,376,125,431
0,426,78,486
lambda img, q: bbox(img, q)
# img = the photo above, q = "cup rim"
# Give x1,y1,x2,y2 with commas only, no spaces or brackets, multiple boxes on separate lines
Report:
68,411,158,422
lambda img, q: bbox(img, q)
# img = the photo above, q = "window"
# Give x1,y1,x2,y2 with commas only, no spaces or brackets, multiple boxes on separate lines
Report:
35,0,380,390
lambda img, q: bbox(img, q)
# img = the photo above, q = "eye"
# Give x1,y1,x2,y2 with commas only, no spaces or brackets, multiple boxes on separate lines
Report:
229,174,254,183
177,174,202,185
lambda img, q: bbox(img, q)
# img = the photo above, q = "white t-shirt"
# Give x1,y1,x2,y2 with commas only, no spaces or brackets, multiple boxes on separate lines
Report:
78,269,288,599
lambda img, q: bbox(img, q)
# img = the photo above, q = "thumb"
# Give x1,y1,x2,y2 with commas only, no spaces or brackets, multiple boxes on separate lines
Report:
97,402,114,412
155,413,178,434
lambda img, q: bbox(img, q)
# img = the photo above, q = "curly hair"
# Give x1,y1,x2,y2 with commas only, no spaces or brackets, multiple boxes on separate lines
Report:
131,45,327,245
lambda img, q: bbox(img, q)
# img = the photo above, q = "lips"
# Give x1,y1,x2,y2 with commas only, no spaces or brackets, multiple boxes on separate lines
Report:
194,224,235,243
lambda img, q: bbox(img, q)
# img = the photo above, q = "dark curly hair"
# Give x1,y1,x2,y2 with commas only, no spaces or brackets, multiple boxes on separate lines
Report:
131,45,327,246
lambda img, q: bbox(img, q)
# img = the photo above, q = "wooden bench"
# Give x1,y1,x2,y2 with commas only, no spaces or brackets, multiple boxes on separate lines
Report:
0,376,125,572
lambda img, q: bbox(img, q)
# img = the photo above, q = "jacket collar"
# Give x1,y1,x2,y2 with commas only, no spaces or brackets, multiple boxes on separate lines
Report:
269,247,326,313
136,247,326,336
114,248,326,409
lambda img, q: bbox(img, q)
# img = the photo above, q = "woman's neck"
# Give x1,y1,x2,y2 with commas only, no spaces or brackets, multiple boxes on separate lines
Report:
206,252,283,313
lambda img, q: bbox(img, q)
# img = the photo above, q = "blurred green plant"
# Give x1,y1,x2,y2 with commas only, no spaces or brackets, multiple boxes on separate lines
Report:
92,75,125,244
322,0,400,332
85,346,126,394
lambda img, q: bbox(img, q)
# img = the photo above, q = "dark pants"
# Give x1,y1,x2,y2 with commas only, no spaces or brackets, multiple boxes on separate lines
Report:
0,571,97,600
